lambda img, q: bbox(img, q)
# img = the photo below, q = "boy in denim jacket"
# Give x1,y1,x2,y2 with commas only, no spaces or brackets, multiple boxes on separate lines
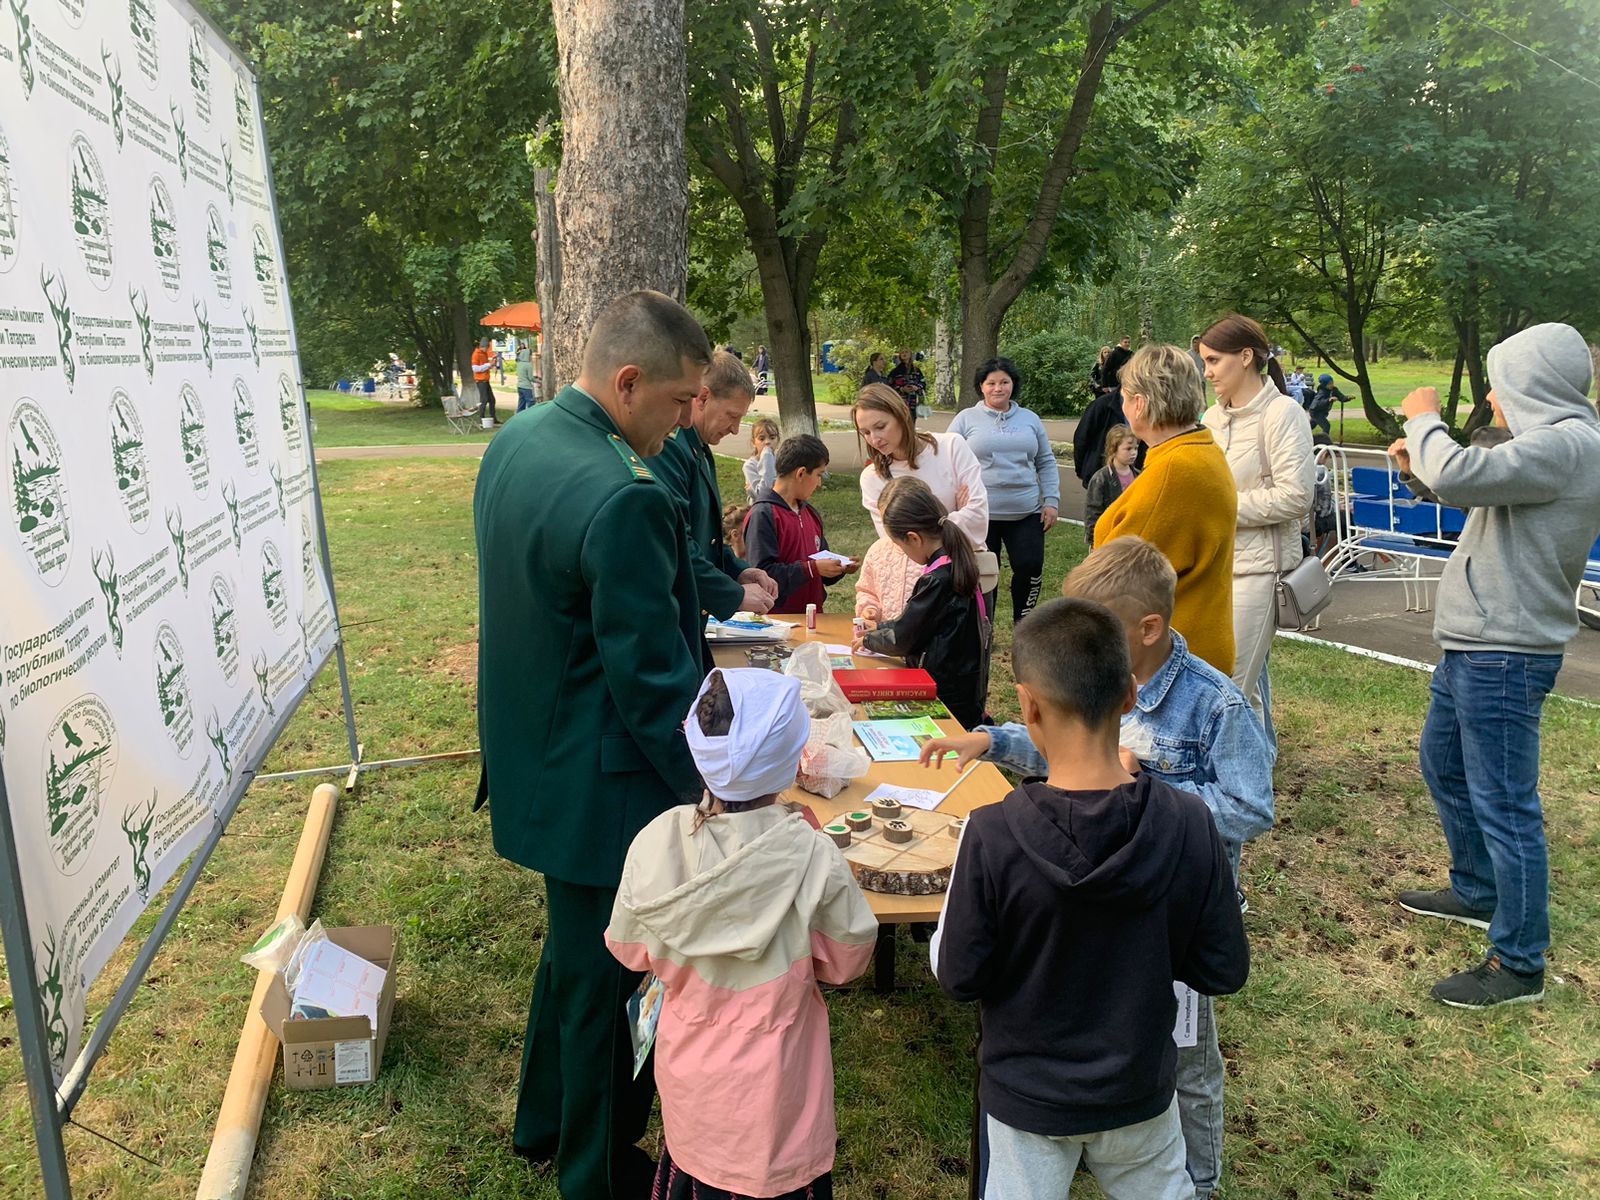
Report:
922,536,1273,1200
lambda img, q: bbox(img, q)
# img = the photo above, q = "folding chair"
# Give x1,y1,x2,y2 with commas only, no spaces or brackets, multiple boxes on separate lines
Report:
442,393,480,435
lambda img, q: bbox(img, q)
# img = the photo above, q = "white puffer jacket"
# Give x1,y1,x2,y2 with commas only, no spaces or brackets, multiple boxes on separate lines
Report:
1202,381,1316,576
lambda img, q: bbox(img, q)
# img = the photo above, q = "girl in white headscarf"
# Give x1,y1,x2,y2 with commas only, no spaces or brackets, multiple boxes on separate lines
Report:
607,670,877,1200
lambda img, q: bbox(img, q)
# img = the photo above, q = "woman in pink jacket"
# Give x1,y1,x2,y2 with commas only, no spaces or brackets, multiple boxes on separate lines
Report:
607,669,878,1200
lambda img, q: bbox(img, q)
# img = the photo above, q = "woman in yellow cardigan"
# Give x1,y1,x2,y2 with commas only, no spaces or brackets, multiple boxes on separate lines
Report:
1094,344,1239,674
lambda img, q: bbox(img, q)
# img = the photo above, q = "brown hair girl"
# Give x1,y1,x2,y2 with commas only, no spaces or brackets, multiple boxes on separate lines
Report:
1199,314,1291,398
879,477,980,597
852,383,936,479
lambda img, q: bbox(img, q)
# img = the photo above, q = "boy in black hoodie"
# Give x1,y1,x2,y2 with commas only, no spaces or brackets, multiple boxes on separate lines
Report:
931,598,1248,1200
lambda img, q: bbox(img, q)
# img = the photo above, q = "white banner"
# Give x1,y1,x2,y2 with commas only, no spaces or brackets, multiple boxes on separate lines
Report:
0,0,337,1084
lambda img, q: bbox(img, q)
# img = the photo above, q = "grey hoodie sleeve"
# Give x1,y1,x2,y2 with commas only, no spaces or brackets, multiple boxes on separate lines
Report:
1033,415,1060,510
1406,413,1570,508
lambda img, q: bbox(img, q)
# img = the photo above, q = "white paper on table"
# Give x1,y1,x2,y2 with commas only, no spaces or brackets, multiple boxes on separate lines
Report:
861,782,947,812
822,642,888,660
809,551,856,564
292,938,387,1030
1172,982,1198,1047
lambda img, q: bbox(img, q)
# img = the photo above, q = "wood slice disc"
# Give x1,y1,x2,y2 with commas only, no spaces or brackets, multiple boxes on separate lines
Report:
841,808,959,894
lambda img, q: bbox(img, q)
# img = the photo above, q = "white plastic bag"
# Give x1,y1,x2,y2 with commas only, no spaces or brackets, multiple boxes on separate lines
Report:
796,711,871,799
240,913,305,975
784,641,851,717
282,918,330,994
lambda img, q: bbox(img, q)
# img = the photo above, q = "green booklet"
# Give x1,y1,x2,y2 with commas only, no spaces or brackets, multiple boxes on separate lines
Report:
861,698,953,721
852,717,954,762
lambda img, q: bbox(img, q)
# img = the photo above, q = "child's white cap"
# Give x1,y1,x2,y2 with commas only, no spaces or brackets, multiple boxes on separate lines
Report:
685,669,810,802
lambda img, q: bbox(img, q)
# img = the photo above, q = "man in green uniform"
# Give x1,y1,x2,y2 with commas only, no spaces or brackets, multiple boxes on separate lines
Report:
474,291,710,1200
649,349,778,671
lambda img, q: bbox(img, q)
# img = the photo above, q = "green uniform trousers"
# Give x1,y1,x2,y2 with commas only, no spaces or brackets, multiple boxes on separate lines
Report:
515,877,655,1200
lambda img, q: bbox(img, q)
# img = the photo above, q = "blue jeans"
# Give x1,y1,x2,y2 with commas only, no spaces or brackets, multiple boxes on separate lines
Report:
1176,995,1222,1197
1419,650,1562,975
516,387,535,412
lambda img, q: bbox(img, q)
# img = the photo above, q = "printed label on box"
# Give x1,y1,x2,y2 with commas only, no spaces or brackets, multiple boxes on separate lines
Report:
335,1038,373,1084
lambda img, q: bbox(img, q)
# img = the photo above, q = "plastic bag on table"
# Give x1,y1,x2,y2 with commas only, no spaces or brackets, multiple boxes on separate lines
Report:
784,641,851,717
240,913,305,975
795,711,871,799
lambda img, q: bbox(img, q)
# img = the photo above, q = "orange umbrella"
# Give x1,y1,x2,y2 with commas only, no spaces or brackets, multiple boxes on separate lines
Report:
480,301,541,331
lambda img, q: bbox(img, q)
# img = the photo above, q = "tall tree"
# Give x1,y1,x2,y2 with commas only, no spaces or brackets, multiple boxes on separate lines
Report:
550,0,690,389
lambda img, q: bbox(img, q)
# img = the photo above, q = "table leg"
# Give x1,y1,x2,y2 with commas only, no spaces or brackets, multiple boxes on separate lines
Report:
874,924,897,992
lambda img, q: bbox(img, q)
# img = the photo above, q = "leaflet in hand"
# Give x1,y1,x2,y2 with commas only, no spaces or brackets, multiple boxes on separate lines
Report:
809,550,856,565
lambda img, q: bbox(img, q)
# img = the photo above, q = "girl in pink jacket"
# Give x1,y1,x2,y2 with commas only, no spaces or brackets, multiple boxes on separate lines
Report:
607,669,878,1200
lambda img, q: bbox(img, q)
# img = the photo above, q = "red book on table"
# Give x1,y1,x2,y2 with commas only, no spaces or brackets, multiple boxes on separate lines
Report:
832,668,938,701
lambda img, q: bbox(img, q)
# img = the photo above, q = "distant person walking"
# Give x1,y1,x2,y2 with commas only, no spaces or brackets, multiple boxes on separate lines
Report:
516,345,539,413
472,337,498,423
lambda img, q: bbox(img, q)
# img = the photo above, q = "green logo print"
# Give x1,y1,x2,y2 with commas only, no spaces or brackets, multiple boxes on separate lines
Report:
10,0,32,98
269,461,285,519
129,0,154,46
204,708,231,778
221,479,240,549
153,622,194,756
122,792,157,900
296,611,311,662
38,927,68,1068
40,267,73,387
222,143,234,207
251,650,273,716
10,401,71,584
187,23,208,103
166,507,189,591
12,412,57,533
109,391,150,530
251,227,272,282
233,379,259,470
300,514,315,586
170,101,188,183
102,46,125,148
69,136,113,290
242,304,259,367
149,175,180,297
179,382,209,493
129,285,154,380
260,540,286,628
91,545,122,654
205,205,229,300
234,77,249,133
209,574,239,682
0,126,19,273
44,696,116,870
192,297,213,372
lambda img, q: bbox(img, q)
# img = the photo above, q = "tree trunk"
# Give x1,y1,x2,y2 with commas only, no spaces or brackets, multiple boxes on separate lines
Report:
550,0,688,388
450,297,475,400
533,117,562,397
746,235,816,436
1444,344,1466,428
957,273,1003,412
934,315,957,411
1589,343,1600,404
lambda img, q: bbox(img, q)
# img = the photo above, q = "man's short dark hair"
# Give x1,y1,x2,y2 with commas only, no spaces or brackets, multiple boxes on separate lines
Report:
581,290,712,382
775,434,829,477
1012,598,1131,729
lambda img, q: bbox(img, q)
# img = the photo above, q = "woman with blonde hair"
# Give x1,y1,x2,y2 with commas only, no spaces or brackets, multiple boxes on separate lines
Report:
1199,314,1314,736
1095,343,1239,675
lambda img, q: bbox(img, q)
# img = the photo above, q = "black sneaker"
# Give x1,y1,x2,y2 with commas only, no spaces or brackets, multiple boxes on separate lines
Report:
1397,888,1492,931
1431,955,1544,1008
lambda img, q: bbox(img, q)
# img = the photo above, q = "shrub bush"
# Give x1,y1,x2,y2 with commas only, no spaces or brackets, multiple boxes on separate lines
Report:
1003,330,1099,417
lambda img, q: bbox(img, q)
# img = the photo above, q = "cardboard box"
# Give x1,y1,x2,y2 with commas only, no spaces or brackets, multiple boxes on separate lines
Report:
259,925,397,1090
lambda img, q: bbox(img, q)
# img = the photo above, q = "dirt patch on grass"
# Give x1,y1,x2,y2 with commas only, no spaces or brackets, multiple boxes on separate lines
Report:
433,641,478,680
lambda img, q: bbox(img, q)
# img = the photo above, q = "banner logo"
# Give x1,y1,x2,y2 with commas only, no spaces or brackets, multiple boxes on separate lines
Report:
37,926,72,1070
148,174,180,296
220,479,240,549
128,0,157,88
90,544,123,655
222,143,233,207
260,539,286,629
69,135,113,291
205,204,230,302
9,400,71,583
40,266,73,387
251,650,272,716
0,125,18,274
187,22,210,123
153,622,194,757
121,792,157,900
209,574,239,683
242,303,259,367
269,461,285,518
178,382,209,494
44,695,118,874
300,514,315,587
192,297,212,372
129,285,154,380
108,390,150,531
101,45,125,148
10,0,32,97
170,100,187,183
203,707,231,778
165,507,188,592
232,378,259,471
250,224,278,307
278,374,303,455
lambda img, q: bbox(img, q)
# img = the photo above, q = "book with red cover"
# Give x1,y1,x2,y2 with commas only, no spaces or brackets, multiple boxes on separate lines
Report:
832,668,938,701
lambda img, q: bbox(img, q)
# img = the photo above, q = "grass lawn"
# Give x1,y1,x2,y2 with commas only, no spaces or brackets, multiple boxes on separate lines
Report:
305,389,504,447
6,455,1597,1199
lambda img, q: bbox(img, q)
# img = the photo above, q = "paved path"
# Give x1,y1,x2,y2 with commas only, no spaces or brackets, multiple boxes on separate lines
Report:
315,418,1600,701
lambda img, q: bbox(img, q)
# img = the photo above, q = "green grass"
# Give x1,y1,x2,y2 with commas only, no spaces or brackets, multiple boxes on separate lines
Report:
305,389,506,447
4,456,1597,1198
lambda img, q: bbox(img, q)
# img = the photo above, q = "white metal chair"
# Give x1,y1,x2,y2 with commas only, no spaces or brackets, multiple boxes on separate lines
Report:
442,393,480,435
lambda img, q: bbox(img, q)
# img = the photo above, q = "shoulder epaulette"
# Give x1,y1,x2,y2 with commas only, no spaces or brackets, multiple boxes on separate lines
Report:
608,434,655,482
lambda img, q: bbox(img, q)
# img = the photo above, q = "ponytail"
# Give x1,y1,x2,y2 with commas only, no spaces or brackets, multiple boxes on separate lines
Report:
1264,356,1290,396
879,477,980,596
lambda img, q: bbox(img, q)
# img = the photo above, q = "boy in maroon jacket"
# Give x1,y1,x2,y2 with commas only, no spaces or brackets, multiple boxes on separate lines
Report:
743,435,859,613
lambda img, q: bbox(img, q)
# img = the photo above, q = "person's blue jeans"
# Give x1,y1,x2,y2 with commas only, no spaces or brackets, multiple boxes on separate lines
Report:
516,387,535,413
1419,649,1562,976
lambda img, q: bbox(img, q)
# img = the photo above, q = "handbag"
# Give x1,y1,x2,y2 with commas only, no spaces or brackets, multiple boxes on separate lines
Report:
974,549,1001,594
1255,419,1333,629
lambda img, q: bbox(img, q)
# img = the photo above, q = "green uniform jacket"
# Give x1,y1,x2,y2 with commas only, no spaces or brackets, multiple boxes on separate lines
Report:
474,386,704,888
648,425,750,670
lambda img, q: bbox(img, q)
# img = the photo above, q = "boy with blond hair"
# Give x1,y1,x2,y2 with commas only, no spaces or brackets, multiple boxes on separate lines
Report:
923,536,1273,1199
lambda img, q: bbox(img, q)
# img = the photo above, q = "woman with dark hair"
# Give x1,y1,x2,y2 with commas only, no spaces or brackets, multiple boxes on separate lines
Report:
1198,313,1315,737
1073,343,1136,487
949,357,1059,623
862,351,892,388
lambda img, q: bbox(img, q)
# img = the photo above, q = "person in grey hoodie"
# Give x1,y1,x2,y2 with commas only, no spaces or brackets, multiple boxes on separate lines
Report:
1388,322,1600,1008
949,357,1061,622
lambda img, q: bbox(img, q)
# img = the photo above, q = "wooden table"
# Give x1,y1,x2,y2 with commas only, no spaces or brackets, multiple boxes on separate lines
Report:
711,612,1014,985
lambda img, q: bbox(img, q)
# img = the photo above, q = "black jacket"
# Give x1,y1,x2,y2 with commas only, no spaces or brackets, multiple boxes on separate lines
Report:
935,774,1249,1137
861,560,990,728
1072,390,1129,485
1083,464,1135,546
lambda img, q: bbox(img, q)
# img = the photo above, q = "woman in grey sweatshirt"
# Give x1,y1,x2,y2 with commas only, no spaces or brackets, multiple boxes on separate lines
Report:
950,357,1061,623
1390,321,1600,1009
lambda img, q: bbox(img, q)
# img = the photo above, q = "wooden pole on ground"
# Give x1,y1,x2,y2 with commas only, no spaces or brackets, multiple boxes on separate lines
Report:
196,783,339,1200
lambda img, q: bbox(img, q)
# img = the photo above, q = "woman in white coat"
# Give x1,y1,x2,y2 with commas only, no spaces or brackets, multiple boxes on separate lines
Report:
1199,314,1314,744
